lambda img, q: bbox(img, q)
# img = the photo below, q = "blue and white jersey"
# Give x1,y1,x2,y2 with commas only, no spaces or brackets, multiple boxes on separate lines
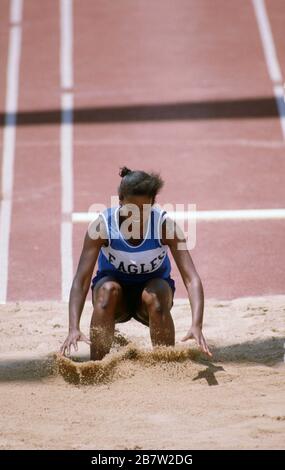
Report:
92,205,171,285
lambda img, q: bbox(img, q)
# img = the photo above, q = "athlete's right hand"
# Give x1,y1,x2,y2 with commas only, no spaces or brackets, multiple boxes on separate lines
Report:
60,329,91,356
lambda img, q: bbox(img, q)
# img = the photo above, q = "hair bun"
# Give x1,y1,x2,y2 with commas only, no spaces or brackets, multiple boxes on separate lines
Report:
119,166,132,178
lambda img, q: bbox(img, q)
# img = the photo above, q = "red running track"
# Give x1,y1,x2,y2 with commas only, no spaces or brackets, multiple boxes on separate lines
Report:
0,0,285,302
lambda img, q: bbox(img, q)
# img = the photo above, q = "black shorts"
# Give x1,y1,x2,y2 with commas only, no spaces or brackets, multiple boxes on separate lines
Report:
91,275,175,326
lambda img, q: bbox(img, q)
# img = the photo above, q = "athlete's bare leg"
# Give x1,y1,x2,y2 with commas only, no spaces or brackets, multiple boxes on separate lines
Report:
90,277,125,360
141,278,175,346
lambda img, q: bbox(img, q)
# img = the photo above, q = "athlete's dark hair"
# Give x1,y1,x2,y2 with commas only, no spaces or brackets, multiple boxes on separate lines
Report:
118,166,164,203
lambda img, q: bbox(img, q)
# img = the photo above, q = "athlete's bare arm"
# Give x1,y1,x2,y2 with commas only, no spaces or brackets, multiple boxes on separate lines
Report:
161,217,212,357
60,216,107,356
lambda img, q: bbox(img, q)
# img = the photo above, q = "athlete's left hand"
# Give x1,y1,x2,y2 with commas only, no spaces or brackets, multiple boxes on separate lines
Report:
181,325,212,357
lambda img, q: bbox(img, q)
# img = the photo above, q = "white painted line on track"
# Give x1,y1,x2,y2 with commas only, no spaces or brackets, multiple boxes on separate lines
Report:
252,0,282,83
273,84,285,140
252,0,285,139
61,92,74,215
60,0,73,90
60,0,74,301
0,0,23,304
3,138,285,149
72,208,285,224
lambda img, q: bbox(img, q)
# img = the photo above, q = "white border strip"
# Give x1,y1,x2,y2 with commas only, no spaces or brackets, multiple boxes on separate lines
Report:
4,138,285,149
60,0,73,89
61,93,73,214
10,0,23,23
60,0,74,301
0,0,23,303
72,208,285,223
252,0,282,83
273,84,285,140
252,0,285,139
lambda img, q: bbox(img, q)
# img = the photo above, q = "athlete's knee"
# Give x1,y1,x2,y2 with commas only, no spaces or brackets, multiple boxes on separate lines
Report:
102,281,122,296
142,289,164,313
96,281,122,309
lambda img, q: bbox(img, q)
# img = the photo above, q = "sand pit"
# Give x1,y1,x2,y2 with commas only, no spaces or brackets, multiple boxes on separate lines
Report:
0,297,284,449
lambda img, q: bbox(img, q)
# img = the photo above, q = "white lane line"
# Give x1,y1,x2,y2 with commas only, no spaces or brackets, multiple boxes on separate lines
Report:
10,0,23,23
61,221,73,302
61,92,73,214
252,0,285,139
60,0,73,90
2,138,285,149
273,84,285,140
71,138,285,149
252,0,282,83
188,208,285,221
0,0,23,304
60,0,74,301
72,208,285,223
